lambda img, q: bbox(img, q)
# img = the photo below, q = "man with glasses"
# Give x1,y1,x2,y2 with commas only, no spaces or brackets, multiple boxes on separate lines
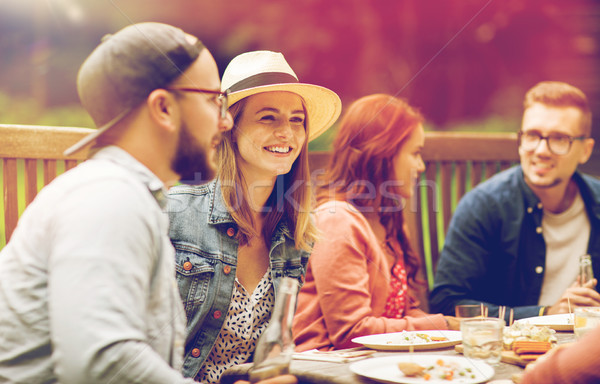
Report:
431,81,600,321
0,22,237,383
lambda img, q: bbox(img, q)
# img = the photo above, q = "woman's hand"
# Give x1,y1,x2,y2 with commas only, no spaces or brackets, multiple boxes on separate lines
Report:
234,374,298,384
444,316,461,330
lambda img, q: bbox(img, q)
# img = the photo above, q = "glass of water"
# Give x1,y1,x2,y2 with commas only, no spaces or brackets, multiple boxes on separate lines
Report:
461,317,505,364
574,307,600,340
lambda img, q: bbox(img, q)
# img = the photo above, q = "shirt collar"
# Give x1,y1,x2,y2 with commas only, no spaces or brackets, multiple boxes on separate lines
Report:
517,165,600,220
208,179,236,224
91,146,168,208
516,166,544,212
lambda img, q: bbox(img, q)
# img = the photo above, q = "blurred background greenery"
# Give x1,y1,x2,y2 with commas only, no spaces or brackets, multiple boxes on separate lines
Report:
1,0,598,172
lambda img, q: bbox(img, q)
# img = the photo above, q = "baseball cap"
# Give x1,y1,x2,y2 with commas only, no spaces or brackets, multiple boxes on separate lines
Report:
64,22,204,155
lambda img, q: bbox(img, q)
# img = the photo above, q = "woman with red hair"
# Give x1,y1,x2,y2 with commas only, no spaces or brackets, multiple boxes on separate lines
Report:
293,94,459,351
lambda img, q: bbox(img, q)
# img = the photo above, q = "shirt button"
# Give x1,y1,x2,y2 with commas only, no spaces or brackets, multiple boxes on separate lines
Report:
536,227,543,234
183,261,193,271
191,348,201,358
227,227,236,237
527,207,533,213
213,310,222,319
537,202,543,209
223,265,231,275
536,266,544,274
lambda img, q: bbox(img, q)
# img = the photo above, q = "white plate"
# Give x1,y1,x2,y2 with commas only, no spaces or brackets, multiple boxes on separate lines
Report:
352,330,462,351
349,354,494,384
516,313,574,331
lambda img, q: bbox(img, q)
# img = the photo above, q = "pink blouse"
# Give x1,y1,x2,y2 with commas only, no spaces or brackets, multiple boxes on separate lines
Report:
293,200,447,351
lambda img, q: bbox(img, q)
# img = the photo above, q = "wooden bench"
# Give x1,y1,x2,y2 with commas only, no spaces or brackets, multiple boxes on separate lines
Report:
1,125,519,298
1,124,94,246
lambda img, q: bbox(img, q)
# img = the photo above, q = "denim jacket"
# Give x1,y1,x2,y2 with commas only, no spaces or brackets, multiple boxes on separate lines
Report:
430,166,600,320
166,180,309,379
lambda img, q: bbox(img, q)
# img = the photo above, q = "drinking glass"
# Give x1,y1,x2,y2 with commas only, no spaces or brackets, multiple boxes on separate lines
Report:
461,317,504,364
455,304,487,318
574,307,600,340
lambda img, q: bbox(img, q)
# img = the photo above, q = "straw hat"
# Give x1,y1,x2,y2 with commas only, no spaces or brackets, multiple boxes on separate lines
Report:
221,51,341,142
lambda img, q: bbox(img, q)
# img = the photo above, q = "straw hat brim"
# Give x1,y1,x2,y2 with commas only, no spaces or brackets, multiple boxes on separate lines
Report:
227,83,341,142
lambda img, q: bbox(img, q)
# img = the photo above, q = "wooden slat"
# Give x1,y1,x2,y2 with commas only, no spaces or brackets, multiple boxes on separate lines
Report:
440,162,452,234
3,158,19,242
424,163,440,277
455,162,467,202
65,159,79,171
414,177,426,258
0,124,94,160
471,162,483,187
485,161,497,180
43,159,58,185
424,132,518,161
500,161,513,172
24,159,38,205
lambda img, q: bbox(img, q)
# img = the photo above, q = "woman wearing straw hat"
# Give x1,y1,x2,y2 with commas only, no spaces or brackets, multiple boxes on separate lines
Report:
167,51,341,383
292,94,460,352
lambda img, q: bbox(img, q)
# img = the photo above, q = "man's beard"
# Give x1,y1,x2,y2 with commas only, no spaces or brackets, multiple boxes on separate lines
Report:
172,121,218,185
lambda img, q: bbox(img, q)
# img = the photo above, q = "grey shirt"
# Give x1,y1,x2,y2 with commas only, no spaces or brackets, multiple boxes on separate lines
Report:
0,146,195,384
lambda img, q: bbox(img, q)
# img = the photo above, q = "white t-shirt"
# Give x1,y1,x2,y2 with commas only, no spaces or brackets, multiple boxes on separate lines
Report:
538,192,590,306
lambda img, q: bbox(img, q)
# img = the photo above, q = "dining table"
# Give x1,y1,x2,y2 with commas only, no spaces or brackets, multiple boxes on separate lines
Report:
220,332,576,384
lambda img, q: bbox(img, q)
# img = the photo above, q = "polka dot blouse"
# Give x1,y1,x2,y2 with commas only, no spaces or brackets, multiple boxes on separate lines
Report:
195,271,274,383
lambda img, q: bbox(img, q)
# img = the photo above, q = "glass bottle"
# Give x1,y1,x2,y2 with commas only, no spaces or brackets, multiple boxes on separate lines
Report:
579,254,594,285
249,277,298,383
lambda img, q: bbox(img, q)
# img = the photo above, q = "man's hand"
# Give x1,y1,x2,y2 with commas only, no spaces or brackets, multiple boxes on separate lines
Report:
234,374,298,384
546,279,600,315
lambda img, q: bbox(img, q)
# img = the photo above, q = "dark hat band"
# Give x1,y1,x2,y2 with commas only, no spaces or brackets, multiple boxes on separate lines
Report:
227,72,298,93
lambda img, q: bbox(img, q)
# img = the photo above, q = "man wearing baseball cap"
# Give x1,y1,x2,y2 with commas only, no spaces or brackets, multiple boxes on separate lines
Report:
0,22,234,383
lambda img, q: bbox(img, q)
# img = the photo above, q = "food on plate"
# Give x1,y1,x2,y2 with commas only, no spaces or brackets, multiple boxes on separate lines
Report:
397,362,426,377
386,331,449,345
397,358,476,381
512,341,552,355
503,322,557,350
511,340,553,362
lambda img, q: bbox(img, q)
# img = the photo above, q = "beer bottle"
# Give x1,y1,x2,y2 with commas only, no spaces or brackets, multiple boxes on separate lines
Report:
249,277,298,383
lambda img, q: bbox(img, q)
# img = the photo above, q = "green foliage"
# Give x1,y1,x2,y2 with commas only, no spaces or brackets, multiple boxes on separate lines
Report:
0,92,93,127
308,122,339,151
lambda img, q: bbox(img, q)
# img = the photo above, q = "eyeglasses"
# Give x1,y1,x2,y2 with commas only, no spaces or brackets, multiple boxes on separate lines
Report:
518,130,587,155
165,87,229,119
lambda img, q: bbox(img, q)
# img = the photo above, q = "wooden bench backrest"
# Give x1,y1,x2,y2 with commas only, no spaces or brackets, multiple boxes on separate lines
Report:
1,125,520,290
1,124,94,247
308,131,520,294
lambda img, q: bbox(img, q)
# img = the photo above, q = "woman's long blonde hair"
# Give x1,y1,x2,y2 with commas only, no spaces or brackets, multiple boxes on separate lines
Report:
217,95,317,251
